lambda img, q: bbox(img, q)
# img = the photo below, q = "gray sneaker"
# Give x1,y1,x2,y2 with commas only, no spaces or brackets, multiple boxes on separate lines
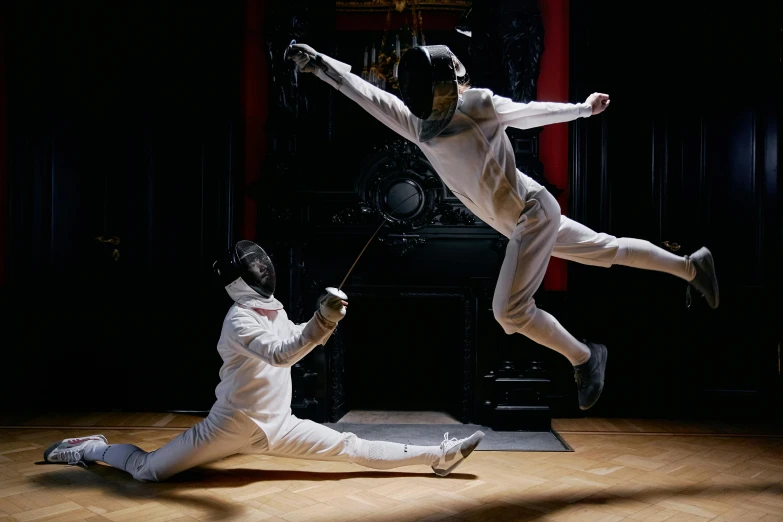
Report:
574,343,608,411
432,431,484,477
43,435,107,466
685,247,719,309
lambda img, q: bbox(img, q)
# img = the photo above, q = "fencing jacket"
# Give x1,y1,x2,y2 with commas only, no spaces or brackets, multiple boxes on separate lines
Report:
214,285,334,444
313,53,594,239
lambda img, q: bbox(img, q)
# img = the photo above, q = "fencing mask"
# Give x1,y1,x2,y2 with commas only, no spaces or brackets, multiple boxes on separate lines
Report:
213,240,283,310
398,45,466,142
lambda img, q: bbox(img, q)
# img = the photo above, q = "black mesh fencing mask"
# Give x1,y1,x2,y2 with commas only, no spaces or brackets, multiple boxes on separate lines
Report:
214,240,276,299
398,45,465,142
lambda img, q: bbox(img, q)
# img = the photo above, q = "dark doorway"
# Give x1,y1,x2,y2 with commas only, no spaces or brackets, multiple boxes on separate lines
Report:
341,290,472,421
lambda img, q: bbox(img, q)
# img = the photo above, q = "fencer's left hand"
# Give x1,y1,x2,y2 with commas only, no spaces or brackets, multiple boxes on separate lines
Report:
585,93,610,115
318,289,348,324
285,43,319,74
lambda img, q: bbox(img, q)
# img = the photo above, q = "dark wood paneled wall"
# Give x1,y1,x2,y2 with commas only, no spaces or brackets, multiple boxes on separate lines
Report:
566,1,781,417
1,1,244,411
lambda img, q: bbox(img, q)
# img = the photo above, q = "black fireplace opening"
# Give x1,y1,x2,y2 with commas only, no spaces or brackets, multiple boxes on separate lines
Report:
340,291,470,420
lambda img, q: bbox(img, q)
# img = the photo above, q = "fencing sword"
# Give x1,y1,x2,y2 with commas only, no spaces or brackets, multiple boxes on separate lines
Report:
284,42,434,306
319,190,428,345
324,189,432,303
286,40,423,298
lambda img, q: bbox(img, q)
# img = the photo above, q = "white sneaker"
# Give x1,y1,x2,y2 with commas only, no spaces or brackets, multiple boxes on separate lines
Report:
432,431,484,477
43,435,108,466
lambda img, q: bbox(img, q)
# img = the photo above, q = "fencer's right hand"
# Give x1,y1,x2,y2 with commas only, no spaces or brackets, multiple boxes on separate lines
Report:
285,43,319,74
318,289,348,324
585,92,610,115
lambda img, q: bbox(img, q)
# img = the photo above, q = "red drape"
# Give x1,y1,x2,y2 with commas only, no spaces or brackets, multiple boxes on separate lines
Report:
537,0,569,291
241,0,268,242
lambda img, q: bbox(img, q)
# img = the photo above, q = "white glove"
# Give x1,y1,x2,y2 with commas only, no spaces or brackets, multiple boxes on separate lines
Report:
285,43,319,74
318,288,348,324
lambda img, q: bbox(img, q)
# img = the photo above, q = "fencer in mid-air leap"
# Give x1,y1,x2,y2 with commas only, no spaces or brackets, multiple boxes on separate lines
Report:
285,43,719,411
43,240,484,481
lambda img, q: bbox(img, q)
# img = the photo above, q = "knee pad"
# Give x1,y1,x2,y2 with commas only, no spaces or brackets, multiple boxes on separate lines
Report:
341,432,361,459
346,435,389,467
362,441,388,463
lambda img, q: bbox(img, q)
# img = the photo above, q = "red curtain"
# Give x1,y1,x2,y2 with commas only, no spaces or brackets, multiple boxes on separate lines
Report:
241,0,268,242
537,0,569,291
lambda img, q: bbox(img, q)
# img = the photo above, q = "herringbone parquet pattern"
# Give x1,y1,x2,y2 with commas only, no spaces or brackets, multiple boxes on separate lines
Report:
0,413,781,522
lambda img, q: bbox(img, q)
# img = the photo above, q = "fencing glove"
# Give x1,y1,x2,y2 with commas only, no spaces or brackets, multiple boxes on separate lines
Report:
285,43,320,74
318,288,348,325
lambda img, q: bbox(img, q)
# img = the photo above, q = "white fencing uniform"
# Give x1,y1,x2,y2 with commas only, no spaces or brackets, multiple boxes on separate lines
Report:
312,54,695,365
87,294,446,482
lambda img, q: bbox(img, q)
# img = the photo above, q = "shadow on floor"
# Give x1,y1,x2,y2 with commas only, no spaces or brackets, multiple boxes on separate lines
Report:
35,462,783,521
35,463,477,519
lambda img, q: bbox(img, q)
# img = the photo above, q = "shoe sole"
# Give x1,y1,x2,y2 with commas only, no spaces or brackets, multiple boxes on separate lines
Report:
690,247,719,309
701,249,719,309
580,347,607,411
42,441,61,462
433,431,485,477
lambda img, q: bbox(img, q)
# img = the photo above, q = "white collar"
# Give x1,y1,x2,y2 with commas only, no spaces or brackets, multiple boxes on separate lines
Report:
225,277,284,310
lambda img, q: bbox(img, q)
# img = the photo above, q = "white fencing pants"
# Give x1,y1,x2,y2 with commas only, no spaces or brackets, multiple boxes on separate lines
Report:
95,407,270,482
263,415,439,470
492,188,694,366
90,407,440,482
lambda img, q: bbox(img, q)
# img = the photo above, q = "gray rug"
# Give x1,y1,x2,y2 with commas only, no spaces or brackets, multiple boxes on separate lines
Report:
323,423,572,452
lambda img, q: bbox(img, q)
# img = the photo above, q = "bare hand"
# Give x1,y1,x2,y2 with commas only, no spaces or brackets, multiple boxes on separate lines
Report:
585,93,610,115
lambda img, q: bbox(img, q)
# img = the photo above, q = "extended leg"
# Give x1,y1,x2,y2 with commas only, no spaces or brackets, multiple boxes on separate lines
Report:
267,416,483,476
614,238,694,280
551,215,693,279
44,408,263,482
551,217,717,307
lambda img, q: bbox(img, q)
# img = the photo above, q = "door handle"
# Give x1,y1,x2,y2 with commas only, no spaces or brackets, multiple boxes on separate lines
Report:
662,241,680,252
95,236,121,261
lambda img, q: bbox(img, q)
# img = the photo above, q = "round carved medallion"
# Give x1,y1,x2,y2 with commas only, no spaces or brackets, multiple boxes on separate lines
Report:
356,140,446,231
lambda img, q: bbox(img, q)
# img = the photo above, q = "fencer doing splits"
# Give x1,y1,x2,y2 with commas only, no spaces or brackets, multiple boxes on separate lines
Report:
43,240,484,481
285,43,719,411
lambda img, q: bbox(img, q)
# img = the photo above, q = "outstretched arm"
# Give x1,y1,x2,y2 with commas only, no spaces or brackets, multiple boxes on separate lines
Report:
492,92,609,130
286,43,420,143
331,68,420,143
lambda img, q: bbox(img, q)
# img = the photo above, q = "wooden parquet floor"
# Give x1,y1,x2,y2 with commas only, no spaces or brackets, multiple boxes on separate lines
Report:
0,413,781,522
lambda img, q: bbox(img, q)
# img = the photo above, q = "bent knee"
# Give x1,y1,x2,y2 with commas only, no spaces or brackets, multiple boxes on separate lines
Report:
132,460,168,483
132,467,164,482
531,190,562,229
492,296,536,335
